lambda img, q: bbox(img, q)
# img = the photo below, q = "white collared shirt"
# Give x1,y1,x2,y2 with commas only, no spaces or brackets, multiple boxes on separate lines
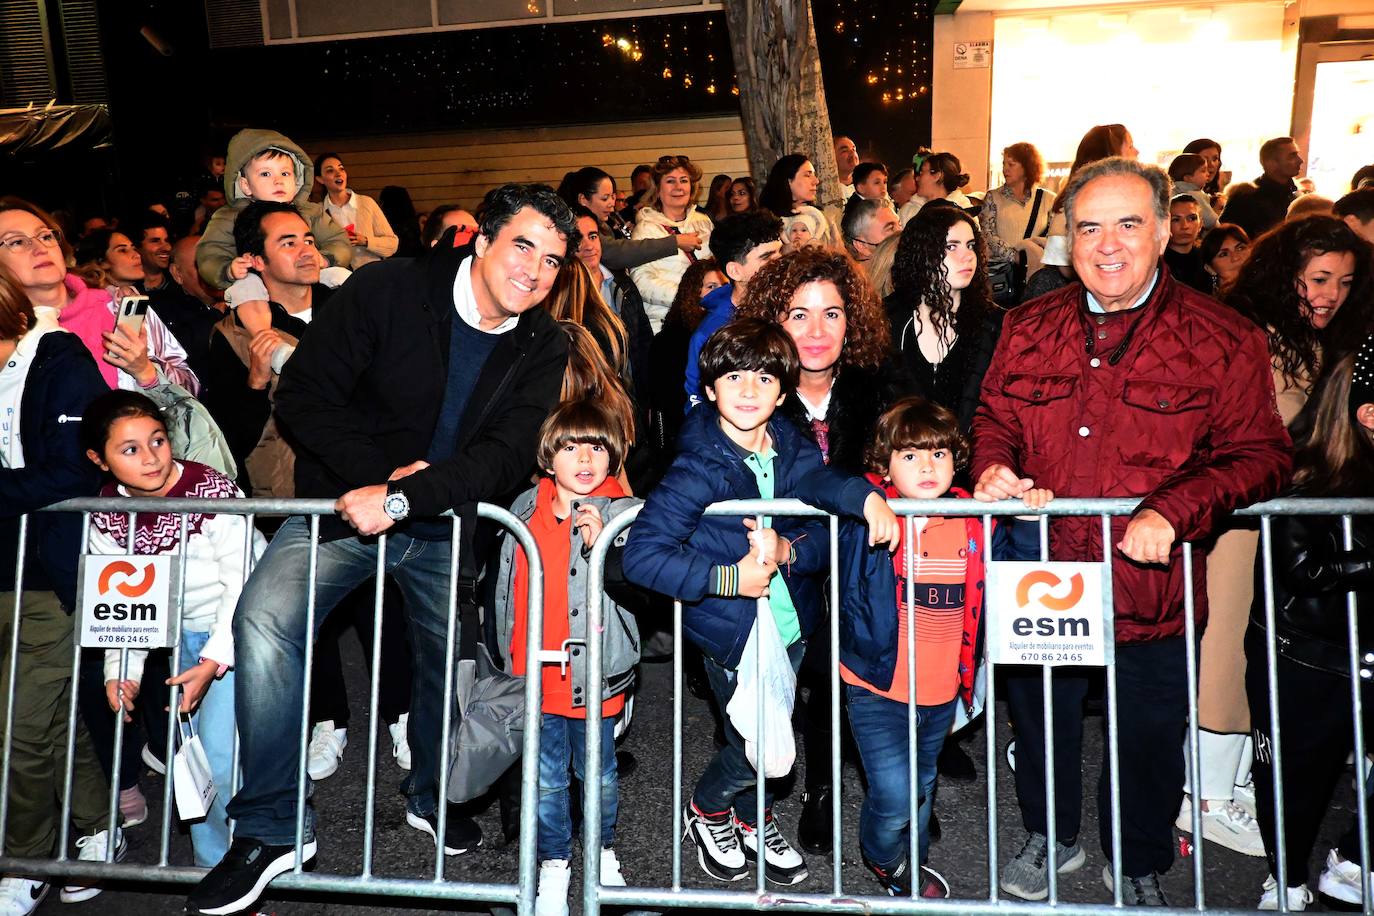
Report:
597,263,619,316
1085,268,1160,314
796,383,834,422
453,255,519,334
323,189,358,232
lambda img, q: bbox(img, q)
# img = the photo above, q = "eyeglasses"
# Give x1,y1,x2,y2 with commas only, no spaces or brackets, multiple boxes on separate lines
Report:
0,229,62,255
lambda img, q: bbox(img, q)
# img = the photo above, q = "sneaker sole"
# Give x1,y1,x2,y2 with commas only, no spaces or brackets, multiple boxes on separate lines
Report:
1317,872,1364,909
306,757,341,781
190,840,317,916
742,845,808,886
405,811,481,856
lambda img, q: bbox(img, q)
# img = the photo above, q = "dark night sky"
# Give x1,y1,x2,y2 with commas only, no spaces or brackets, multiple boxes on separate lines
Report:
60,1,933,214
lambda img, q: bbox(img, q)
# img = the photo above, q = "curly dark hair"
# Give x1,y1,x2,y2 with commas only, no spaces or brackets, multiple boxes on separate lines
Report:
662,258,724,333
1223,214,1374,386
734,246,890,372
889,203,994,356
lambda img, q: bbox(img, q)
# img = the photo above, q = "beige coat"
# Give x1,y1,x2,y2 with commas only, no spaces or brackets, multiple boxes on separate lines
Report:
1198,360,1307,732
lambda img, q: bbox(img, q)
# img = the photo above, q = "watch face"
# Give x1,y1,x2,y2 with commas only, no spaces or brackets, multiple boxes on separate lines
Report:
384,492,409,519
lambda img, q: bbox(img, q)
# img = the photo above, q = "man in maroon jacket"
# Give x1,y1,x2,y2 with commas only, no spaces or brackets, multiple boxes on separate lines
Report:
973,157,1291,905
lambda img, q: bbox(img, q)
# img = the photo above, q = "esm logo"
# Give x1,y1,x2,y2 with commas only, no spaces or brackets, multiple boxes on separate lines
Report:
93,560,159,621
1012,570,1090,637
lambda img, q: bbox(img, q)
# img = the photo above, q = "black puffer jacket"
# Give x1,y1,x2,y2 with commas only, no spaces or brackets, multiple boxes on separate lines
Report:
1249,509,1374,678
777,362,915,475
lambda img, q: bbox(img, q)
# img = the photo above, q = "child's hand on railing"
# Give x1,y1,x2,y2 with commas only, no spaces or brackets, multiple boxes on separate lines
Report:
1021,488,1054,509
105,678,141,723
863,491,902,551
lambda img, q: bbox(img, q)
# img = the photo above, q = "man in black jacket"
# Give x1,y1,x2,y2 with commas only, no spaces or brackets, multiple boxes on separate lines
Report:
188,185,573,916
1222,137,1304,241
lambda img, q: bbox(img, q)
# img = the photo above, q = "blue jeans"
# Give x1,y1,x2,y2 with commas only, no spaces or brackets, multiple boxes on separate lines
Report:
845,684,958,869
179,629,236,867
226,517,454,845
537,713,618,862
691,639,805,827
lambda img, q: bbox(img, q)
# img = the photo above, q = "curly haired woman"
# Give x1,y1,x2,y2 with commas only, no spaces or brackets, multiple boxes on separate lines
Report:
733,245,913,853
884,202,1003,435
1181,214,1374,859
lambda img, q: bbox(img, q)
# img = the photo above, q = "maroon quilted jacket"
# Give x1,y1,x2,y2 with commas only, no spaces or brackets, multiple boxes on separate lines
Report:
972,266,1292,644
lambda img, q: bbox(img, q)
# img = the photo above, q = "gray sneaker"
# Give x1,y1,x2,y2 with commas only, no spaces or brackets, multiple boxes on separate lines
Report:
1000,832,1087,900
1103,864,1168,906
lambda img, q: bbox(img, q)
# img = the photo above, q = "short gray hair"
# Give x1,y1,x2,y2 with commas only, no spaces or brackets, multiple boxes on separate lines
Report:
841,197,885,243
1062,156,1171,236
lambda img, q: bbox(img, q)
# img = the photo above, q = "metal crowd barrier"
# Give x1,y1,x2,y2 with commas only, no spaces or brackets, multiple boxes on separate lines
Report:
0,497,547,914
0,495,1370,914
581,497,1374,916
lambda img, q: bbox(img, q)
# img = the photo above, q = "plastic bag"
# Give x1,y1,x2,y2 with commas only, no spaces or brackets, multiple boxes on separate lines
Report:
726,596,797,778
173,714,217,821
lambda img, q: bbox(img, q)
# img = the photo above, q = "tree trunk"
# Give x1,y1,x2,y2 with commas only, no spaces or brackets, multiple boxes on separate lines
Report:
724,0,842,210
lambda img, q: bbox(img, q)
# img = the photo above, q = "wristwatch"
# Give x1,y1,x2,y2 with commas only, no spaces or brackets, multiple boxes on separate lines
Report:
383,482,411,521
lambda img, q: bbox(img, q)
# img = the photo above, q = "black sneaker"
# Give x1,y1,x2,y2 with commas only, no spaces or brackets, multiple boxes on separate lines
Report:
864,853,913,896
185,837,317,915
405,810,482,855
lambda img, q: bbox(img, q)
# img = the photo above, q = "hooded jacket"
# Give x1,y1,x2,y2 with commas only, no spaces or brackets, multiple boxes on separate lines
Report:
491,479,642,709
682,283,735,410
195,128,352,289
623,403,877,668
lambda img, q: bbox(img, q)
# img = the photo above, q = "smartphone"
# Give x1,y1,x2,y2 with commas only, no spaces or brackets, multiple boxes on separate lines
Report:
115,294,149,336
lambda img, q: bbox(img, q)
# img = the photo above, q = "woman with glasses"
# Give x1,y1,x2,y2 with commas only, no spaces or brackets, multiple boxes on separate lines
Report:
0,197,199,395
629,155,714,333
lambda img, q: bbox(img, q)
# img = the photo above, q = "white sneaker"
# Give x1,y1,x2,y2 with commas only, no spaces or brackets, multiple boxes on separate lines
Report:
1175,795,1265,857
1259,874,1313,910
306,721,347,781
1318,847,1368,905
535,859,571,916
0,878,48,915
600,847,626,887
60,828,126,903
737,812,808,886
389,713,412,771
684,804,748,882
1233,779,1258,818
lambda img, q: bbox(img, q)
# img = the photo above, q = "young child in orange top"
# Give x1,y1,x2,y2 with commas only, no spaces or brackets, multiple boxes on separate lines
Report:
489,400,642,916
840,397,1051,898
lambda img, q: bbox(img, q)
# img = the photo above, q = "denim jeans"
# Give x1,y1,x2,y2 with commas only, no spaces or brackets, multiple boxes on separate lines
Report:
178,628,236,867
691,638,805,827
537,712,618,862
226,517,455,845
845,684,958,869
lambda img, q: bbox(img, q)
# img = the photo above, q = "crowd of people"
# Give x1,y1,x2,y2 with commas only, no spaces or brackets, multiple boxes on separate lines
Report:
0,120,1372,916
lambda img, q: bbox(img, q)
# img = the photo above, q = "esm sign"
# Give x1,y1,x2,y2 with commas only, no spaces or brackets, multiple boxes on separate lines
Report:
77,555,179,649
986,561,1112,666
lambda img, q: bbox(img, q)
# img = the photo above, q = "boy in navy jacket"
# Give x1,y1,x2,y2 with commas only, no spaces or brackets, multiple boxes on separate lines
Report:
624,317,897,886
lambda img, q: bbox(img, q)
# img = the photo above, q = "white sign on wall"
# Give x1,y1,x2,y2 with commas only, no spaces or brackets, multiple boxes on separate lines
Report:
985,561,1111,666
78,555,178,650
953,40,992,69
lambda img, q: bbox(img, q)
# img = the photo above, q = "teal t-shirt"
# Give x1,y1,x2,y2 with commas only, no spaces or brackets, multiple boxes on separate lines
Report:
740,446,801,645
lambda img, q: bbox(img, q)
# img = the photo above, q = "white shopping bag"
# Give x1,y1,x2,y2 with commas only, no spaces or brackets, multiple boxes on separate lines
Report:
172,715,217,821
725,522,798,778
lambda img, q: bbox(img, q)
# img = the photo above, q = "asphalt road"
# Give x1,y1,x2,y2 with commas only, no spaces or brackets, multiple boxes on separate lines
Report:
31,630,1363,915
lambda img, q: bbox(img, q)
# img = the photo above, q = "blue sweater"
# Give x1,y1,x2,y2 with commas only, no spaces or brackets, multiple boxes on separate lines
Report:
623,403,877,667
